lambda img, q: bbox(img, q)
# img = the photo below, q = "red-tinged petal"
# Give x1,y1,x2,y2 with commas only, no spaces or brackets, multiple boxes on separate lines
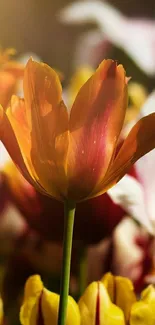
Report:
91,113,155,197
68,60,127,200
24,59,69,199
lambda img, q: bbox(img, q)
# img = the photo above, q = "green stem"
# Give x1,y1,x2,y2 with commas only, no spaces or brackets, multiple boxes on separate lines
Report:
58,200,76,325
78,247,87,297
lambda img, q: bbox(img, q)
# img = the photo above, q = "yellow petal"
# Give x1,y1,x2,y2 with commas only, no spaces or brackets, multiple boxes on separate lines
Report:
20,296,40,325
68,66,94,106
42,288,80,325
101,273,115,301
130,301,154,325
79,281,125,325
20,275,80,325
102,273,136,322
24,275,43,300
68,60,127,201
140,285,155,322
128,82,147,110
20,275,43,325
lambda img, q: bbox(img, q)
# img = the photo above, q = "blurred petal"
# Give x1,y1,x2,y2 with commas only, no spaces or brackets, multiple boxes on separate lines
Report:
130,301,154,325
102,273,136,322
92,113,155,197
79,281,125,325
112,218,147,282
20,275,80,325
68,66,94,106
134,91,155,233
0,71,16,108
108,175,153,234
68,60,127,200
42,289,80,325
3,61,24,78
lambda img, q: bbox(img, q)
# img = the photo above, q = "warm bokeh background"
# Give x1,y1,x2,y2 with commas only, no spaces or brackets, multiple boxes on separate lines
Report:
0,0,155,84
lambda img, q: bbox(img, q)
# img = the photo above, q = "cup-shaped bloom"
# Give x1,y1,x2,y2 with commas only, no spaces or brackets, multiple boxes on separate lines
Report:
1,58,155,201
20,275,80,325
78,281,125,325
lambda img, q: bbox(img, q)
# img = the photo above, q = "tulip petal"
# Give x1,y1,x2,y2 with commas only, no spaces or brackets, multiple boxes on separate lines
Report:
91,113,155,197
23,58,69,199
130,301,154,325
68,59,127,200
42,289,80,325
79,281,125,325
102,273,136,322
0,104,49,196
0,71,16,108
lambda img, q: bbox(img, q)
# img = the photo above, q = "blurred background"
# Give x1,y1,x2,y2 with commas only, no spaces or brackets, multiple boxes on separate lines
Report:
0,0,155,84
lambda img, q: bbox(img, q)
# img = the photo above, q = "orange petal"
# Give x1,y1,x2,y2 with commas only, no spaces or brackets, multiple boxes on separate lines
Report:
0,104,46,194
68,60,127,200
7,95,65,200
24,59,69,199
92,113,155,197
3,61,24,78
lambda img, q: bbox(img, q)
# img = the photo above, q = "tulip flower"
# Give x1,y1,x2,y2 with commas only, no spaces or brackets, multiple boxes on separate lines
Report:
20,274,80,325
79,281,125,325
0,48,24,108
1,58,155,325
1,58,155,202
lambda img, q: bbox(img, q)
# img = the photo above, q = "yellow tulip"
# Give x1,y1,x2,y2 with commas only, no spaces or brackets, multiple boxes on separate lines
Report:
101,273,136,322
79,281,125,325
20,275,80,325
1,58,155,201
130,284,155,325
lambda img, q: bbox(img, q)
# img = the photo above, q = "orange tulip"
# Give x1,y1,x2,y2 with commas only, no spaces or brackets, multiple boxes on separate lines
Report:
0,58,155,202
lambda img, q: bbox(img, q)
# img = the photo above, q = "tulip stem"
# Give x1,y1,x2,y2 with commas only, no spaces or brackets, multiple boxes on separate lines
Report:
78,247,87,296
58,200,76,325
